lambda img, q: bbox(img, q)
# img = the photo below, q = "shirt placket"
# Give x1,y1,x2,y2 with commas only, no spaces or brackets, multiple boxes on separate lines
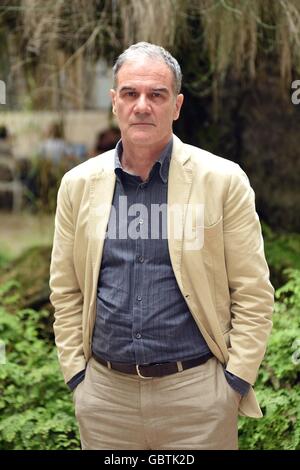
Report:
131,181,148,364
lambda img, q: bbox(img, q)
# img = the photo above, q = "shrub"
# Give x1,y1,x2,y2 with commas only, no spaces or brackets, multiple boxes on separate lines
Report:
0,305,80,450
262,223,300,288
239,269,300,449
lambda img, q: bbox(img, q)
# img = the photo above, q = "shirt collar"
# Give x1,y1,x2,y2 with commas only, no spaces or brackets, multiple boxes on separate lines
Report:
114,137,173,184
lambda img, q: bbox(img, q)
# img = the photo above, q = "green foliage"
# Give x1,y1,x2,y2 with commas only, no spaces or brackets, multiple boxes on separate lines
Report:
262,223,300,288
0,246,52,315
0,305,80,450
0,266,299,449
0,250,12,270
239,269,300,449
239,388,300,450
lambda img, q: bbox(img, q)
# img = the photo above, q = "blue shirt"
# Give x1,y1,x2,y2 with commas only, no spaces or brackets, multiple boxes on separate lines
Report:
92,139,210,364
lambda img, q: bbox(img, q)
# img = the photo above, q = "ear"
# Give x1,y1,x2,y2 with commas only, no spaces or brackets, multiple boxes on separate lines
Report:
173,94,184,121
110,89,117,114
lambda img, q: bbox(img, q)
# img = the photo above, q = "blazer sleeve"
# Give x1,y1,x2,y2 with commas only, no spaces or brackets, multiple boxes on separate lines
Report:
223,166,274,385
49,175,86,384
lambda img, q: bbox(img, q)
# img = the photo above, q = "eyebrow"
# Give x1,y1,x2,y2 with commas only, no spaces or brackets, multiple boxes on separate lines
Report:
119,86,136,93
119,86,169,95
152,87,169,95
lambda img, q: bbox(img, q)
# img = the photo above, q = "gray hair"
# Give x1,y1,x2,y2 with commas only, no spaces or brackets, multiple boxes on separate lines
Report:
113,42,182,95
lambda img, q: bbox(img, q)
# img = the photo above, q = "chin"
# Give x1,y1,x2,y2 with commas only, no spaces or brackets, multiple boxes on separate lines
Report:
129,130,154,143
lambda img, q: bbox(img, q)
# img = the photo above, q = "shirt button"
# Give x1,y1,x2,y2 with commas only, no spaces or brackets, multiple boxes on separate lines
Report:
137,295,142,301
136,333,142,339
139,219,144,224
138,256,144,263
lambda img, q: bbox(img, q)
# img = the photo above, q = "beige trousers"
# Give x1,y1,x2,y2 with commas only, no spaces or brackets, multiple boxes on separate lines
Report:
73,356,241,450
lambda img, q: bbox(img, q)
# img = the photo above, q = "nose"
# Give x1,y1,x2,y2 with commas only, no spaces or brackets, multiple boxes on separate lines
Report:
134,94,150,114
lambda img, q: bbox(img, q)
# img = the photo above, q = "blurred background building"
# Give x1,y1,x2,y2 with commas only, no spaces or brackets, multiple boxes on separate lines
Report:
0,0,299,228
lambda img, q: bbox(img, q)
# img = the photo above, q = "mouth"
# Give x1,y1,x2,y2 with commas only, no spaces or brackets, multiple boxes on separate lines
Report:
130,123,155,126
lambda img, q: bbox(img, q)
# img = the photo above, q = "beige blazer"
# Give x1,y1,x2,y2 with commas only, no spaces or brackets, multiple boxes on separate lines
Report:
49,135,274,418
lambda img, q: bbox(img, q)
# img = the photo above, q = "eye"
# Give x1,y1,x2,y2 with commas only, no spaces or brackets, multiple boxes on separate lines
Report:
127,91,137,97
152,92,161,98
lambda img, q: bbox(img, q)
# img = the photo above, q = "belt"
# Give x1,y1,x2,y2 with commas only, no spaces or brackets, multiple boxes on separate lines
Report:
92,352,213,379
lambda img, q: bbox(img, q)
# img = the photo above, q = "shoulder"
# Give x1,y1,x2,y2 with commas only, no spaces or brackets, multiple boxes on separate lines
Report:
187,144,242,177
173,135,248,185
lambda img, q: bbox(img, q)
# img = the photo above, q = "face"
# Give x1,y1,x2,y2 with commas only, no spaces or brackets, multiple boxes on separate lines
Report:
110,58,184,149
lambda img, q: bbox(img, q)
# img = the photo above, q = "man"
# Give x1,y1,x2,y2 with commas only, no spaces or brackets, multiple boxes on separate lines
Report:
49,42,274,450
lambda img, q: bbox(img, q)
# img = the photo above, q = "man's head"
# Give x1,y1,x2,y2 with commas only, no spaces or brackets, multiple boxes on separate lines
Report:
113,42,182,96
110,42,184,150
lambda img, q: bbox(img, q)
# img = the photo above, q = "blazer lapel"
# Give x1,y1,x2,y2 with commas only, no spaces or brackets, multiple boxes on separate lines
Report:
167,135,193,289
169,136,228,361
88,164,116,314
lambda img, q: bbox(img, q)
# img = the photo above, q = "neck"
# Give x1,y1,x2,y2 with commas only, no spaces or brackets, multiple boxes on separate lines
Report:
121,137,171,181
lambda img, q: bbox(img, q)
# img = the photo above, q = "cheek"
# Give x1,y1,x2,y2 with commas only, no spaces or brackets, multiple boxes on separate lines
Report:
163,111,176,126
116,109,128,120
119,106,132,117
